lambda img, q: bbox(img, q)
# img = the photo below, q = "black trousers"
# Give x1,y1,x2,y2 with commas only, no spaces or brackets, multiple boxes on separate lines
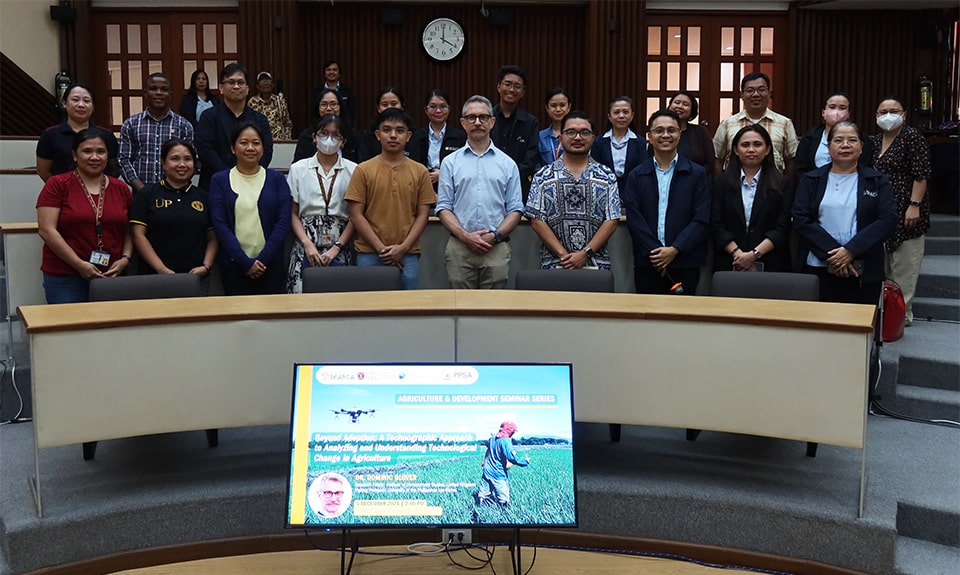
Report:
805,266,882,306
220,260,286,296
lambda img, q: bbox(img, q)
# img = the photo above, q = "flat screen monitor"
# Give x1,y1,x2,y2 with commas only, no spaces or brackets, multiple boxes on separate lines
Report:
285,363,577,529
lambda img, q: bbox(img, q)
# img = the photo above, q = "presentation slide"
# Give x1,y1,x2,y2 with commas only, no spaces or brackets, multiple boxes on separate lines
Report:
286,364,577,528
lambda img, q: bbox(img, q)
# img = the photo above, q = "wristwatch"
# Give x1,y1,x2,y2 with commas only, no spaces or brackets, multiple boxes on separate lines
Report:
583,246,595,258
493,230,503,244
909,200,921,207
753,248,762,260
333,240,345,249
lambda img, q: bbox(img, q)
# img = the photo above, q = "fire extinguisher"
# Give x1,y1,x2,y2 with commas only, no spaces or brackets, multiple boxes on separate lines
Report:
55,71,72,111
918,75,933,115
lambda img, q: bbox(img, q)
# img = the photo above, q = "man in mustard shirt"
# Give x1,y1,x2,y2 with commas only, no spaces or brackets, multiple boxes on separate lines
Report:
345,108,436,289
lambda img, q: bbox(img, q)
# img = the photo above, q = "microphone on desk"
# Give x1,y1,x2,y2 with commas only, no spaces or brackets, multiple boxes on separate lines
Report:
664,270,684,294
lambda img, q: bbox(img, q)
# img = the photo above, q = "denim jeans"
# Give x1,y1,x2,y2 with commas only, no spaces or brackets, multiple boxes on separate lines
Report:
355,252,419,290
43,274,90,304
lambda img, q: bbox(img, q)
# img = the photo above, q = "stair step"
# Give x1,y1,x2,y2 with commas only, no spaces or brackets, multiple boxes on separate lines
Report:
924,236,960,256
895,536,960,575
927,215,960,238
912,297,960,322
882,384,960,422
899,357,960,392
897,502,960,547
915,256,960,299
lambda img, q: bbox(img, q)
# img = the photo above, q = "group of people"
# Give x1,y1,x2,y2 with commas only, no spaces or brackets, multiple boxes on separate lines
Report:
34,63,931,325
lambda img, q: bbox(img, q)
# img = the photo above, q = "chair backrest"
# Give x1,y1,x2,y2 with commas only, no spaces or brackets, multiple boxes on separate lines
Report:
514,269,615,293
89,273,200,302
301,266,403,293
710,271,819,301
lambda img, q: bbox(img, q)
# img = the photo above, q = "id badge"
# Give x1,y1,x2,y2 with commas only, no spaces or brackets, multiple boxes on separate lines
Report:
320,233,335,248
89,250,111,267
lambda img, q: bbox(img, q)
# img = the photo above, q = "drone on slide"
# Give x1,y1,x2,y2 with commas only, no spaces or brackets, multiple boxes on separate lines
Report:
331,408,376,423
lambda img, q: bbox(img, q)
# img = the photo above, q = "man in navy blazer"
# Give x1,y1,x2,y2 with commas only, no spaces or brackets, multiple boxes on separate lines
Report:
195,63,273,191
622,109,711,295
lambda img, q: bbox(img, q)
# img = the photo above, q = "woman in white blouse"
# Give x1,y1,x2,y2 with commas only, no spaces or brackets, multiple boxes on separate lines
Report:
286,114,358,293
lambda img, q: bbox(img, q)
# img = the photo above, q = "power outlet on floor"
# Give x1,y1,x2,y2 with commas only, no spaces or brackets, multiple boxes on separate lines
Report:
442,529,472,545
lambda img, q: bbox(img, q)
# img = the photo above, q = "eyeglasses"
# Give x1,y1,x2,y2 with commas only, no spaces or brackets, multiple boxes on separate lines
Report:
222,79,247,87
831,137,861,145
463,114,492,124
649,127,680,136
561,129,594,139
321,490,345,498
318,102,340,110
317,131,344,141
500,81,525,91
742,87,769,96
426,104,449,111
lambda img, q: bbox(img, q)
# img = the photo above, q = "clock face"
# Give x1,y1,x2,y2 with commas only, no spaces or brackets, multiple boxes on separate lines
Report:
422,18,465,62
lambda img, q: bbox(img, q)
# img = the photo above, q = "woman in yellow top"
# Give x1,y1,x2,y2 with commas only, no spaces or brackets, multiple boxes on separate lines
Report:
208,122,291,295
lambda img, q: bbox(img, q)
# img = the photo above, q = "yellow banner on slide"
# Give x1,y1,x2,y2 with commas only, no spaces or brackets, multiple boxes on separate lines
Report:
289,364,315,525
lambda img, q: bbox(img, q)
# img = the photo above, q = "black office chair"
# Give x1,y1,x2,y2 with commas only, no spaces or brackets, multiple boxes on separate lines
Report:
696,270,822,456
86,273,211,460
89,272,200,301
514,268,615,293
301,266,403,293
710,270,819,302
515,268,623,442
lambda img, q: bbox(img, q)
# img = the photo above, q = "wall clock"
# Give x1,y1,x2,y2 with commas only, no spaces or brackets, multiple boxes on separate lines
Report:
422,18,465,62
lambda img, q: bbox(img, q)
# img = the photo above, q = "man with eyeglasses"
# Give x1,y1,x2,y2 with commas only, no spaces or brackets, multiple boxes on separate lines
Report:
436,95,523,289
622,109,710,295
490,65,540,201
311,472,351,518
525,111,621,271
713,71,798,177
195,63,273,190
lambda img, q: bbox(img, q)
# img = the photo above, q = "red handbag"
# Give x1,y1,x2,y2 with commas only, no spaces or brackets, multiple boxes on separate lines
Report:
882,280,905,342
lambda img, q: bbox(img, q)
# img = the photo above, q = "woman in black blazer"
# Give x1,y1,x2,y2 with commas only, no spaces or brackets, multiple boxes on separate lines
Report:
590,96,648,195
711,124,792,273
179,70,220,130
793,121,897,305
406,89,466,189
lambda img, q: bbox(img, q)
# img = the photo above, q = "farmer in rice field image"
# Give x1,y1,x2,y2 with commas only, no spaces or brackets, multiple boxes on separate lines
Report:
476,420,530,508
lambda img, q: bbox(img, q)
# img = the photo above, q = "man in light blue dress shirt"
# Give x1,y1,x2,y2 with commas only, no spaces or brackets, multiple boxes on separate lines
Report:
436,95,523,289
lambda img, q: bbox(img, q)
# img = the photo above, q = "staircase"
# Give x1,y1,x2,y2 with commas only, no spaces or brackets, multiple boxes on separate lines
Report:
880,214,960,575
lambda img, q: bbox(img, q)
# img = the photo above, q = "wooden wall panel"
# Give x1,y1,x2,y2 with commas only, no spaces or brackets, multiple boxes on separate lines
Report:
791,7,955,135
241,1,592,134
584,0,646,128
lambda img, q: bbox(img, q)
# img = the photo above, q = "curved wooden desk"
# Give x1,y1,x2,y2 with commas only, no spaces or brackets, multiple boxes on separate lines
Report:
18,290,875,516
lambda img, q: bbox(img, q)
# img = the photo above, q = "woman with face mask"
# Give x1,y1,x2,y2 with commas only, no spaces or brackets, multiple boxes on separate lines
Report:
286,114,358,293
795,92,874,176
870,97,932,326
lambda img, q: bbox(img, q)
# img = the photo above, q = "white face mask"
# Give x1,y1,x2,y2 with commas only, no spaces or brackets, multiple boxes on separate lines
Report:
316,135,340,155
876,112,904,132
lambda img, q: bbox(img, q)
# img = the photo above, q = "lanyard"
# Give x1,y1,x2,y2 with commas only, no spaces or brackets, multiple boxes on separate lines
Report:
75,170,106,249
315,167,339,217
